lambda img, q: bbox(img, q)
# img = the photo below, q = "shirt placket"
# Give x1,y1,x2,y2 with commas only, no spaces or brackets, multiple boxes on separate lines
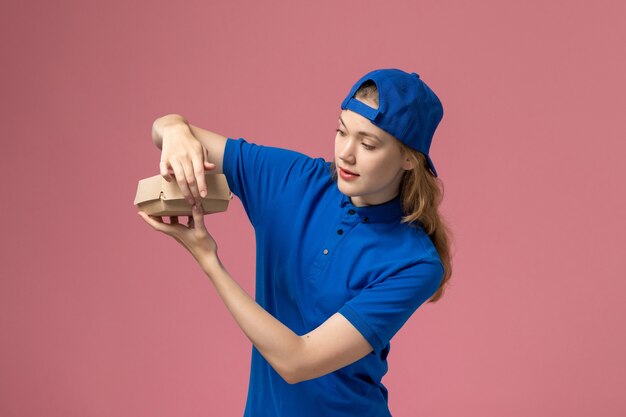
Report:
306,201,366,280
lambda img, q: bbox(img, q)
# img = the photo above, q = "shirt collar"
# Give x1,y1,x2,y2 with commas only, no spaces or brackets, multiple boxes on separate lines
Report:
339,192,404,223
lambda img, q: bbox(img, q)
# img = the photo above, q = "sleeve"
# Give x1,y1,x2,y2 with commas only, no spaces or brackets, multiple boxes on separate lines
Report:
337,258,444,357
222,137,320,227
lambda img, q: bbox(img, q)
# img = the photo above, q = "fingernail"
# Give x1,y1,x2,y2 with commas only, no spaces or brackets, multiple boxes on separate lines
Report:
201,190,207,197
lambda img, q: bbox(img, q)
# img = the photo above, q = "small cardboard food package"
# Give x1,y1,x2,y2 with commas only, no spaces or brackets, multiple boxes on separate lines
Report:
134,173,233,216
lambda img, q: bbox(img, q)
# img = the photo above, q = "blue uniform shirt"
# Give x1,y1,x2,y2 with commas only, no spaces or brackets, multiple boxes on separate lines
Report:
222,137,444,417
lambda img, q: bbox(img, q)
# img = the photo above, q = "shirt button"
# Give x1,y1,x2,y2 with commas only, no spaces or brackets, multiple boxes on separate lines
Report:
323,249,329,255
363,217,370,223
337,229,343,235
348,209,356,215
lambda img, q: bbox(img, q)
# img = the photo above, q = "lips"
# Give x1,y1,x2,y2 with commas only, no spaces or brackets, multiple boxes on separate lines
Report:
339,167,359,176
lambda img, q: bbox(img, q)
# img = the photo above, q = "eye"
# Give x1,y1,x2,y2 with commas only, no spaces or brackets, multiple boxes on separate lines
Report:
336,129,375,150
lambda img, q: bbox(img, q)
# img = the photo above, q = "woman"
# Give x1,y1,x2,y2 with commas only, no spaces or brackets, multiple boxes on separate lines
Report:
138,68,453,417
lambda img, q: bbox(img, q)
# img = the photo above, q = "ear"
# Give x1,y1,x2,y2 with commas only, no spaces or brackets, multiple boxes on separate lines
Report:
401,152,416,171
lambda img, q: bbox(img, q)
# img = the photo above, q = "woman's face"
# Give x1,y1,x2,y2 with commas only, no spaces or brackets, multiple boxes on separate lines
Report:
334,106,414,207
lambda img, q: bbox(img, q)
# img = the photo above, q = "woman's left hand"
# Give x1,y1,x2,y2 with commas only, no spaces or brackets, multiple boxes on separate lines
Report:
137,204,218,264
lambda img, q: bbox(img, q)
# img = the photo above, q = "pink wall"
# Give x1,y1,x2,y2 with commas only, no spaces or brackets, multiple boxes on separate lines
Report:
1,0,625,416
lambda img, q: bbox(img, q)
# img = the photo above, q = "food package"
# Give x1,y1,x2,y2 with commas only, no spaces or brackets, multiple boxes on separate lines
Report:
134,173,232,216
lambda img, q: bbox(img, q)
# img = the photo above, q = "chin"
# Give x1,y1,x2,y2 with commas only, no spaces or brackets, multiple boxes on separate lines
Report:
337,181,359,196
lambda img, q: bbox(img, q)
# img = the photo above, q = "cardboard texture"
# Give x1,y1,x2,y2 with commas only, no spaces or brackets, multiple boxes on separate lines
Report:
134,173,232,216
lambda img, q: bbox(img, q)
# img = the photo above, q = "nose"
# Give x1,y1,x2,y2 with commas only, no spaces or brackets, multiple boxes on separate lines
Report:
338,138,356,164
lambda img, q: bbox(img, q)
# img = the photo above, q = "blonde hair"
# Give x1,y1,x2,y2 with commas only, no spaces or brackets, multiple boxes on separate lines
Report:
330,80,454,302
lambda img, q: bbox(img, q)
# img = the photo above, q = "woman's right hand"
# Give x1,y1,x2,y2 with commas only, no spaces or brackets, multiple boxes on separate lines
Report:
153,115,216,206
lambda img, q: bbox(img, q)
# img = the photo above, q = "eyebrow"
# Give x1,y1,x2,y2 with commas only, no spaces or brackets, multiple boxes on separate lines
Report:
338,116,382,143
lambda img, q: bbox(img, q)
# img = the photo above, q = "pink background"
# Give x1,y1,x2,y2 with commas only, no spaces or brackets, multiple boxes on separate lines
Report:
1,0,625,416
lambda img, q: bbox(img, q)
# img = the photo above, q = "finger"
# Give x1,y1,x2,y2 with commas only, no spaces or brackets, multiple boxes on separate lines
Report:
150,214,165,223
191,204,207,231
138,211,166,232
159,160,173,182
191,154,208,198
203,147,216,170
181,157,201,203
169,157,194,205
